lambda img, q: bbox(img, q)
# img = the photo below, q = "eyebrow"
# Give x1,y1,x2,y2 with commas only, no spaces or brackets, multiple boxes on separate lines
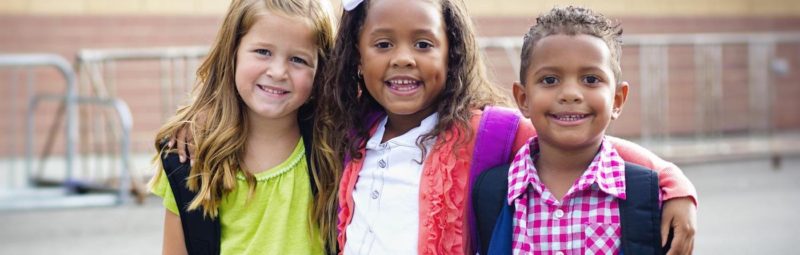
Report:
533,65,608,74
532,66,562,76
368,27,441,38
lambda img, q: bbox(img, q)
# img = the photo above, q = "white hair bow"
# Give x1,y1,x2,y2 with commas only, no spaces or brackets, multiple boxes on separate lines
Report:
343,0,364,11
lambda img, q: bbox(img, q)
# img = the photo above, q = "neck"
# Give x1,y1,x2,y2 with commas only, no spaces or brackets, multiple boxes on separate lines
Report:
241,113,301,174
246,113,300,143
535,138,602,175
382,110,435,143
533,137,603,201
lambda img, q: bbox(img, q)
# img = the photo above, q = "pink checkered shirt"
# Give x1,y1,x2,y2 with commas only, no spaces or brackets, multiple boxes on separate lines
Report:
508,137,627,255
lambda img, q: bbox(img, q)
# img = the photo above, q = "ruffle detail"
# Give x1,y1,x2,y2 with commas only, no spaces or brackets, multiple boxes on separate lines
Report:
418,126,470,255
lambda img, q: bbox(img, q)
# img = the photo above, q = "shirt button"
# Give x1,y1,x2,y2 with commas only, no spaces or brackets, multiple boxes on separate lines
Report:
554,209,564,218
378,159,387,168
555,252,564,255
371,190,380,199
379,143,387,149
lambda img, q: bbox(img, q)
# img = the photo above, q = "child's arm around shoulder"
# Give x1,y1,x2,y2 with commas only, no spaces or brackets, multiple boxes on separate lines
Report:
609,137,698,255
607,136,697,204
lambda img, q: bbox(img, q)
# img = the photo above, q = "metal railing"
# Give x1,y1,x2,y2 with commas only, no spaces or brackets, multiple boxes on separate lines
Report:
77,46,208,122
0,54,134,210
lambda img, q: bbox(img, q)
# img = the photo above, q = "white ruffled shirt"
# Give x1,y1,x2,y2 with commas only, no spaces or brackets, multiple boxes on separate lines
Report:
343,113,438,255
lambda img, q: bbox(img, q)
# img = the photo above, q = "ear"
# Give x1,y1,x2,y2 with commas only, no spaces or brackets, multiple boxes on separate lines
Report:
611,81,629,120
512,81,530,118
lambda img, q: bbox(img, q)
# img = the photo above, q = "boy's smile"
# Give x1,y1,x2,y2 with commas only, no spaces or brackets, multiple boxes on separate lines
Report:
514,34,628,151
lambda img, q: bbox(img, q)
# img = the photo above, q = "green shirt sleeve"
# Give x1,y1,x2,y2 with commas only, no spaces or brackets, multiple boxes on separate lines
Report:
150,171,180,215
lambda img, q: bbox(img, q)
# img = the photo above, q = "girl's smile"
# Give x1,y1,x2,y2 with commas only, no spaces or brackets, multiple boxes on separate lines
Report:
385,76,423,95
255,84,291,97
358,0,448,126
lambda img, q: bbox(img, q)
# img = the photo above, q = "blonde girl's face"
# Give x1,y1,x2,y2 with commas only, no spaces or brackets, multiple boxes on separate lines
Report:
358,0,449,121
235,11,317,122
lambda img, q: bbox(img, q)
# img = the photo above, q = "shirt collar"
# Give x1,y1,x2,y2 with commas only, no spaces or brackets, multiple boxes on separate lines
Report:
577,138,627,199
365,113,439,149
506,136,627,204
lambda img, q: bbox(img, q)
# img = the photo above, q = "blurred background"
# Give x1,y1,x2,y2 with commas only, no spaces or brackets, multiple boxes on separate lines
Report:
1,0,798,254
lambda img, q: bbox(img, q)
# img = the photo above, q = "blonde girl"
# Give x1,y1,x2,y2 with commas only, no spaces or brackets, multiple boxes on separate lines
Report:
150,0,337,254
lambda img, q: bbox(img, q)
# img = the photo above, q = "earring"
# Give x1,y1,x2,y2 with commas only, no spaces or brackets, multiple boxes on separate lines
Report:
355,69,364,98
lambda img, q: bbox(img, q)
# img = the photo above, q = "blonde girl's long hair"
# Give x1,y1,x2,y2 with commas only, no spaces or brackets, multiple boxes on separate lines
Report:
150,0,337,251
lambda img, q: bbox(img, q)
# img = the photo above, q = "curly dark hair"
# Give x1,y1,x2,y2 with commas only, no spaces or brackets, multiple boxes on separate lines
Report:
313,0,508,166
519,6,623,84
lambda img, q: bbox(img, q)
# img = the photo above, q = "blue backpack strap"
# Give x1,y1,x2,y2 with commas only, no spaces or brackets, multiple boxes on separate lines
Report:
487,200,514,255
620,162,667,255
467,106,521,252
161,147,220,255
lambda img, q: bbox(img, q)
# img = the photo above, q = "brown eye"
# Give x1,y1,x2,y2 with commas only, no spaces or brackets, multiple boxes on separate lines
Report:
541,76,558,85
375,42,392,49
414,41,433,49
583,75,601,85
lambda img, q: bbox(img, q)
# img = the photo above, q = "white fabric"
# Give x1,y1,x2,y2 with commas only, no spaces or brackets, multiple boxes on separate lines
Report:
343,113,438,255
342,0,364,11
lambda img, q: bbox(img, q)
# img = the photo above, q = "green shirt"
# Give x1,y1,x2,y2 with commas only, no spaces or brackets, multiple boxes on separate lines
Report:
151,140,324,254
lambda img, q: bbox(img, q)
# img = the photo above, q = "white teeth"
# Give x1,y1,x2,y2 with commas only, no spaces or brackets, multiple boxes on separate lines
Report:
394,85,416,91
258,85,287,94
387,79,421,92
557,114,585,121
388,79,418,85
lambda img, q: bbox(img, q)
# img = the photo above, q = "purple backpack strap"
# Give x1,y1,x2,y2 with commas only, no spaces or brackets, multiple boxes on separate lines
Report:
467,106,521,253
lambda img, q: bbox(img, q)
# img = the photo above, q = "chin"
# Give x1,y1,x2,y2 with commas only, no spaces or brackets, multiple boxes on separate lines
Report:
384,105,426,116
544,134,602,150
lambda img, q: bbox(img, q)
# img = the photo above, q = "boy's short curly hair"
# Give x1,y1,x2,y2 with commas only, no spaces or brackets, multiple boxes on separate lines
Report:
519,6,623,84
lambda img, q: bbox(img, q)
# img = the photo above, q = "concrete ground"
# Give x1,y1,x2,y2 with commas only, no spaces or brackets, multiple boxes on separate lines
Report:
1,156,798,254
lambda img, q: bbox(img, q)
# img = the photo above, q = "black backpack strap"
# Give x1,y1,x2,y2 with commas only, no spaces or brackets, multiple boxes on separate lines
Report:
620,162,668,255
297,111,318,197
472,163,511,255
161,147,220,255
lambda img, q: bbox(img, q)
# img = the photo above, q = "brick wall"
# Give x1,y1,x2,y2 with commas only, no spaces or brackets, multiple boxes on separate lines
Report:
1,15,799,156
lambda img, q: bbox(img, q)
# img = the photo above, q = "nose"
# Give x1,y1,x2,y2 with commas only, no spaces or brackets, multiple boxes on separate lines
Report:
558,82,583,104
265,59,288,81
390,45,416,68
